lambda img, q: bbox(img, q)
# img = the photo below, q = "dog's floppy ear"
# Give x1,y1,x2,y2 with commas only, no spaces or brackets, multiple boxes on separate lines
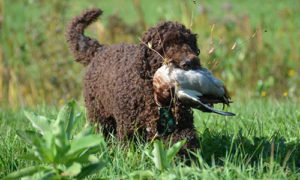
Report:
136,43,165,80
136,45,152,79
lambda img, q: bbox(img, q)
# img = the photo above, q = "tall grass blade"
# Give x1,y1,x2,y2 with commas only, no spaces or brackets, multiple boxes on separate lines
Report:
75,161,106,179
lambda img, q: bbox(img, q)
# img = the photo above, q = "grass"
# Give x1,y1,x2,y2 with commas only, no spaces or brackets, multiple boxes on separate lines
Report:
1,99,299,179
1,0,299,179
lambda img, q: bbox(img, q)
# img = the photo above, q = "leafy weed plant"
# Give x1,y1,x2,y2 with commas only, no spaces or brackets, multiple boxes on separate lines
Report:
129,139,187,179
4,101,107,180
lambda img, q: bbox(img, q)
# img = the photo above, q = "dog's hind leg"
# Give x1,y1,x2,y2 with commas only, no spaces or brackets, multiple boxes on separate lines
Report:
114,114,134,141
84,89,116,138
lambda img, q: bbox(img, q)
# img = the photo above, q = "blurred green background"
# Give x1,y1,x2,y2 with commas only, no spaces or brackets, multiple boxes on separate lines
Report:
1,0,299,108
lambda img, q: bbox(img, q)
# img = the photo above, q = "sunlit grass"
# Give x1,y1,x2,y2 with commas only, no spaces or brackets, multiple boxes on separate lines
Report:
1,99,299,179
1,0,299,179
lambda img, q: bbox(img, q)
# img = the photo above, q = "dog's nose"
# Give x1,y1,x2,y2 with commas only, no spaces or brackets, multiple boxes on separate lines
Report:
180,59,192,69
180,56,200,70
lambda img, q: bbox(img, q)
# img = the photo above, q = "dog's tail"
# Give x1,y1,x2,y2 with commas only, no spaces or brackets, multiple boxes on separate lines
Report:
66,9,103,66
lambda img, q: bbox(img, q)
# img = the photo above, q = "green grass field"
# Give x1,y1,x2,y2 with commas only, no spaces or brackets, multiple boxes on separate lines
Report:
1,100,299,179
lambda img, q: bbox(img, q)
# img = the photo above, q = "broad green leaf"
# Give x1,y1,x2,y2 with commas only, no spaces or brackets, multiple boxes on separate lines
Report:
129,170,155,180
87,154,100,163
17,130,54,162
24,111,51,135
53,109,70,160
20,170,57,180
75,161,106,179
66,113,82,140
39,172,59,180
74,126,93,139
56,100,75,125
67,135,104,156
56,100,77,139
160,173,177,180
166,139,186,162
32,141,54,163
54,109,69,145
66,147,102,164
43,132,56,158
62,162,82,176
152,141,168,171
53,120,68,149
16,130,42,145
64,102,76,139
19,153,41,162
3,166,46,180
56,100,81,139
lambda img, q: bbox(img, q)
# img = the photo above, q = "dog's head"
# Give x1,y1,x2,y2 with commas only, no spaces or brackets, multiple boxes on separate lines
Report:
138,21,201,78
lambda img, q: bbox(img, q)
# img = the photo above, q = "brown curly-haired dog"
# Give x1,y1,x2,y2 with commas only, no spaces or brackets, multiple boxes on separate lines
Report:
66,9,200,150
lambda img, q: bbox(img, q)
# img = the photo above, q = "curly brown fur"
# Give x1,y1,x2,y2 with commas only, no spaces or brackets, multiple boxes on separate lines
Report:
66,9,201,151
66,9,104,66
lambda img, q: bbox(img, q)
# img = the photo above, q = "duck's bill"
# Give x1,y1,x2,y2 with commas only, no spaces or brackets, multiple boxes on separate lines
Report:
195,99,235,116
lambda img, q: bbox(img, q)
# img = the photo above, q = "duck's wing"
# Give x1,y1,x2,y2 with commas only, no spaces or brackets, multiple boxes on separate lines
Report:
176,68,226,99
177,90,235,116
195,68,232,106
198,95,230,105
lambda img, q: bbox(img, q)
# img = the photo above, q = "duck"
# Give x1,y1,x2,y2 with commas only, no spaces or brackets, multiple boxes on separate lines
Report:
153,64,235,116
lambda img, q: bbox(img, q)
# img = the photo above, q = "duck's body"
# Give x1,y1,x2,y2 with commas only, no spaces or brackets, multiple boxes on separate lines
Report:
153,64,235,116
